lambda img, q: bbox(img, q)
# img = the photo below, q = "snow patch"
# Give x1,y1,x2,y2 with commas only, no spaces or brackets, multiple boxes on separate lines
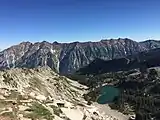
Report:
50,48,56,54
12,54,15,68
4,51,10,68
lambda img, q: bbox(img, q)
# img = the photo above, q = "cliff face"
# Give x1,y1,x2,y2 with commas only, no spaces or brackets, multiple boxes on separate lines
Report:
0,39,159,74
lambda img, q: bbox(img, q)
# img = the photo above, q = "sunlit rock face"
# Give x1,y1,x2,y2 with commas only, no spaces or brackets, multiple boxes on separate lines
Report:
0,39,159,73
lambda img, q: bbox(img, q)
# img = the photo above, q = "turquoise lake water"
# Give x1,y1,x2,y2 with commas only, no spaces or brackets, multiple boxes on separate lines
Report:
97,86,120,104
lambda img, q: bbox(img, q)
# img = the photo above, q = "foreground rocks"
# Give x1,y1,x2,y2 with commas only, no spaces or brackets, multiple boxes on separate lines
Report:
0,67,128,120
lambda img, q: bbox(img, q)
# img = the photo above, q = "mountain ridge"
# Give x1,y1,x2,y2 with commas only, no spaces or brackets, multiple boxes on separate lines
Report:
77,47,160,75
1,38,160,74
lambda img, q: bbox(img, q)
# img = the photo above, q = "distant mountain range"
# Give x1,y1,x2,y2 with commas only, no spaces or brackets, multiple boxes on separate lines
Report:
0,38,160,74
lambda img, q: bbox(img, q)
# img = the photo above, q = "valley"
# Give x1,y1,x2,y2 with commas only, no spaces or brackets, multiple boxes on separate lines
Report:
74,64,160,120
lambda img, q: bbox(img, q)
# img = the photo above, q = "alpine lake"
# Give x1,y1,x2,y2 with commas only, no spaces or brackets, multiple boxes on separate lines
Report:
97,85,120,104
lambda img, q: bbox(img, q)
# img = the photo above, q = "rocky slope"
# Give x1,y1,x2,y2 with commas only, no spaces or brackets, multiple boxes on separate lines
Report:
0,39,160,74
0,67,128,120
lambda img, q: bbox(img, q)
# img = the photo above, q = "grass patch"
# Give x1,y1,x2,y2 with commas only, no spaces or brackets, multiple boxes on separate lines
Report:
25,102,54,120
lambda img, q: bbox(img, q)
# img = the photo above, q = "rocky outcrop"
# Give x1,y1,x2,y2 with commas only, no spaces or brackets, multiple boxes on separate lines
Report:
0,39,159,74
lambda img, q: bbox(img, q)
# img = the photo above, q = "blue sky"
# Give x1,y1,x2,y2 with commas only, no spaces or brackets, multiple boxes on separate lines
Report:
0,0,160,49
